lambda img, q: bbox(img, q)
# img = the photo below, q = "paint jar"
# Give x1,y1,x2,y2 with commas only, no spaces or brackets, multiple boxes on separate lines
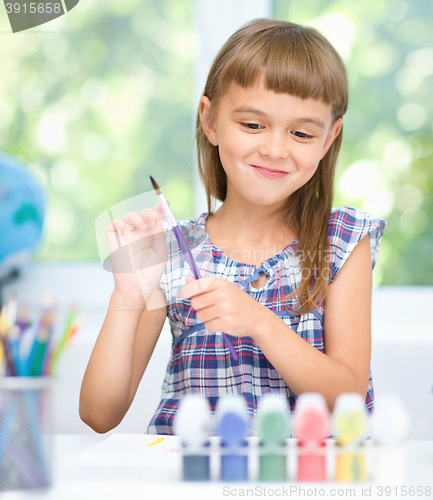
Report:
216,395,249,481
173,394,211,481
0,377,52,492
292,393,330,482
256,394,290,481
371,394,409,483
332,393,368,482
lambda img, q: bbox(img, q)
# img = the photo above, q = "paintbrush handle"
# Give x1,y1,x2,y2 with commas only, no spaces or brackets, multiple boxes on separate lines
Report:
222,333,238,361
173,226,201,280
151,180,238,362
155,192,200,279
172,226,238,361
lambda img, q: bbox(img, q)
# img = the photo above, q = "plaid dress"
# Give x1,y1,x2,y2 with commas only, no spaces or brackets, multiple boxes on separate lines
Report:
146,205,386,435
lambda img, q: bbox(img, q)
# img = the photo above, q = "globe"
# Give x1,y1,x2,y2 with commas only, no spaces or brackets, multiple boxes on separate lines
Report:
0,153,46,281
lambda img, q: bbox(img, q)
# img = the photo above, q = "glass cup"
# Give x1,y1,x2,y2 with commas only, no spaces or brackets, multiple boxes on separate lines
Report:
0,376,52,491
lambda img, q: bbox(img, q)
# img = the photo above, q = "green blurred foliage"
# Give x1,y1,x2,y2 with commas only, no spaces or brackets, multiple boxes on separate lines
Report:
1,0,432,287
274,0,433,286
0,0,194,260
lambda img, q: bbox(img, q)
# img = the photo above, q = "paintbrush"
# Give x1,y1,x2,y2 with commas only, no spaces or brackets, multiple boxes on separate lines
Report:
149,175,238,361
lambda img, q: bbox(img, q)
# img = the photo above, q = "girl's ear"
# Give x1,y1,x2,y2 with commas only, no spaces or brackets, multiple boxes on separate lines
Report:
321,117,343,159
199,96,218,146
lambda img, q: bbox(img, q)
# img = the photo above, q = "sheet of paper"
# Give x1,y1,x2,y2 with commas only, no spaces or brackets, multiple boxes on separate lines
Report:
59,434,182,482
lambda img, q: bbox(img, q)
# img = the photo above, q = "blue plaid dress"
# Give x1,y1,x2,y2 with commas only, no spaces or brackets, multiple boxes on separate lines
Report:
146,205,386,435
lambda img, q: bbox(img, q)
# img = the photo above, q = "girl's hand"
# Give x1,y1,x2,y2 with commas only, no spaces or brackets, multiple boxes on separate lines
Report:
106,203,167,299
181,275,266,338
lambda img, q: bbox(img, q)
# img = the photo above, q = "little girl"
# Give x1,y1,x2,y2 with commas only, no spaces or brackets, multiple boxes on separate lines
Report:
80,19,386,435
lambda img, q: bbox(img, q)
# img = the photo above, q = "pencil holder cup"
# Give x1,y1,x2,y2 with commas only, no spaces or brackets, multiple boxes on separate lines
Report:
0,377,53,492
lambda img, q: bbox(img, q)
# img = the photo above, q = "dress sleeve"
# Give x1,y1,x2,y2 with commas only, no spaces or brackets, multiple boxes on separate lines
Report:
328,206,387,285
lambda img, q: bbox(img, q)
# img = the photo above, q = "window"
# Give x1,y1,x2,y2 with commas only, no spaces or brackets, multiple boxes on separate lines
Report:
274,0,433,285
0,0,194,260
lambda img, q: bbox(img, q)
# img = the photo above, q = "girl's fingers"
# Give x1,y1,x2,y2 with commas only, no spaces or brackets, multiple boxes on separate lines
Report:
152,218,167,259
150,201,169,219
122,211,144,226
142,208,163,222
123,210,160,232
155,200,168,212
108,220,125,232
181,277,215,300
107,221,124,252
139,207,163,222
108,208,165,240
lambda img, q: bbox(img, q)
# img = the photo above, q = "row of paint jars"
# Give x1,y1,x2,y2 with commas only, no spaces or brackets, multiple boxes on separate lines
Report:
173,391,409,482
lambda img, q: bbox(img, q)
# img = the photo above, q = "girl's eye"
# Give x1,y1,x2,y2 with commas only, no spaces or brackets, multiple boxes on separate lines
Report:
292,131,313,139
242,123,264,130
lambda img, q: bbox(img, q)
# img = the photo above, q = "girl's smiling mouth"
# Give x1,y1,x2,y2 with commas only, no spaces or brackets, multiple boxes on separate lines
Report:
251,165,289,179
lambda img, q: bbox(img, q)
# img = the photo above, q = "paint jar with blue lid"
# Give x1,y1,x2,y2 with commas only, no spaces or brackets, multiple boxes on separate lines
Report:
215,395,250,481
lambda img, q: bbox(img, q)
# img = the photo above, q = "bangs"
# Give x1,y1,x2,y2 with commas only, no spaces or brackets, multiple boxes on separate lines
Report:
197,20,348,314
217,23,348,118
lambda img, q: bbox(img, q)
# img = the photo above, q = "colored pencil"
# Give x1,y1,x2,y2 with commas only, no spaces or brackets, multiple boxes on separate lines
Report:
0,295,83,377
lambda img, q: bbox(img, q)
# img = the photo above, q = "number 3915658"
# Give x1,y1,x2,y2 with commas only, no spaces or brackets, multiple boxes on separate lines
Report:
5,3,62,14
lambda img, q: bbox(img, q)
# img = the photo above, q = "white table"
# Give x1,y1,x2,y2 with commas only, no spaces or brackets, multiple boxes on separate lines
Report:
1,435,432,499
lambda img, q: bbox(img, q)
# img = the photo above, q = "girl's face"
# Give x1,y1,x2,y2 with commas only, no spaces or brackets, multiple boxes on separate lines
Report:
200,79,343,211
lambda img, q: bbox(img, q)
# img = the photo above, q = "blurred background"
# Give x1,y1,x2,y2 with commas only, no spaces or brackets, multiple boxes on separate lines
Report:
0,0,432,437
0,0,432,286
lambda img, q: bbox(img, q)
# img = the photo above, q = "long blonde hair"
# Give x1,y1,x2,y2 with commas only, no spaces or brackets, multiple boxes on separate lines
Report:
195,19,348,314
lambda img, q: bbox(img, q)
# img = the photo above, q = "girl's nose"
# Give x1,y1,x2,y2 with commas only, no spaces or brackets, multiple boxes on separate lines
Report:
258,133,289,159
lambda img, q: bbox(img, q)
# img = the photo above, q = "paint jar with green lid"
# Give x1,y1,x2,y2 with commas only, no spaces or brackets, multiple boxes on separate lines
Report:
256,393,290,481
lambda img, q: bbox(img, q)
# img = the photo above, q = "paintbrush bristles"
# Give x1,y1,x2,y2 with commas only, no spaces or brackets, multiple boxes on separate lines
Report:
149,175,162,194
